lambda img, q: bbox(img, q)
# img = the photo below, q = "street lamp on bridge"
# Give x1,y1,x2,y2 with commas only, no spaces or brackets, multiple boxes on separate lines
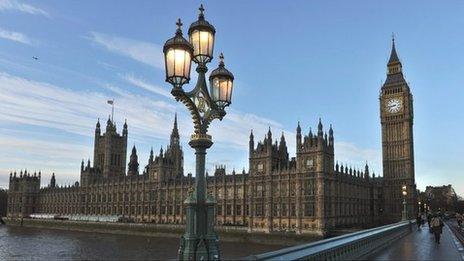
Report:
163,5,235,260
402,185,408,221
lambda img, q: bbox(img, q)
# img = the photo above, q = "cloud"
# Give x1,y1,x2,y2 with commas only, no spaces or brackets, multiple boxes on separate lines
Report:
122,74,171,98
88,32,164,69
0,0,49,17
334,141,381,174
0,71,381,186
0,27,32,45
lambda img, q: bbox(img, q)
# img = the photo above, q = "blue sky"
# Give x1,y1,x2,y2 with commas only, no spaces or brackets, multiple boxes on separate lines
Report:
0,0,463,195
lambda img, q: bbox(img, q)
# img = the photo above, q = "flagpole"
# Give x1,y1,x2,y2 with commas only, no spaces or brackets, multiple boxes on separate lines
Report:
111,100,114,122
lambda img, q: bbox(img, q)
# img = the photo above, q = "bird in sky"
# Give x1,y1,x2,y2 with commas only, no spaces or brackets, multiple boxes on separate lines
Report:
32,56,38,60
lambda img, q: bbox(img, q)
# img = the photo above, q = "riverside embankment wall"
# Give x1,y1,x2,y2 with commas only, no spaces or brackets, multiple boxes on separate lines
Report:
5,218,322,246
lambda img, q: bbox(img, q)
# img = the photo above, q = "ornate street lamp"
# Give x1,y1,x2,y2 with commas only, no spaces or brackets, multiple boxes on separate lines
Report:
163,5,234,260
402,185,408,221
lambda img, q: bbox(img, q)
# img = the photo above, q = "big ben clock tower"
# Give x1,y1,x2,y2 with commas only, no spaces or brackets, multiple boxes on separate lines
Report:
380,38,417,222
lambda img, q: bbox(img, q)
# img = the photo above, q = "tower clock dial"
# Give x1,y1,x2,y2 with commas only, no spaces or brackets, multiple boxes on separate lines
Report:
385,97,403,114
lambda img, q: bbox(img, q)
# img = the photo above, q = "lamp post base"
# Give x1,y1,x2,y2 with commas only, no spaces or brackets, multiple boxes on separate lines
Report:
402,200,408,221
178,194,220,260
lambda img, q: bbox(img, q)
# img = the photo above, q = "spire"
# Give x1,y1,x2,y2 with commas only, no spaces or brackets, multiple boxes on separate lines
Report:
296,121,301,134
387,35,403,75
170,113,180,145
149,147,154,163
329,124,334,146
388,35,400,65
318,118,323,136
96,118,100,129
128,145,139,176
174,112,178,130
50,172,56,188
309,127,313,137
267,127,272,145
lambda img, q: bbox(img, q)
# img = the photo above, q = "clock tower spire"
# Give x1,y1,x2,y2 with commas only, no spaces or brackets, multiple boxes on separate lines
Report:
380,37,416,223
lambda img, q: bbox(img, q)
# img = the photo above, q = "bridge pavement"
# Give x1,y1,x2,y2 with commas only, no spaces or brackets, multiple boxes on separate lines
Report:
370,222,464,260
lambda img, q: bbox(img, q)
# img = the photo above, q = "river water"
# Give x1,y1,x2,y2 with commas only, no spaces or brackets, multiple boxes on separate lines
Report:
0,225,286,260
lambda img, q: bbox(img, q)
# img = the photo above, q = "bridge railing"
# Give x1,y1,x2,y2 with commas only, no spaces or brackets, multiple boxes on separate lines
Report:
245,220,414,261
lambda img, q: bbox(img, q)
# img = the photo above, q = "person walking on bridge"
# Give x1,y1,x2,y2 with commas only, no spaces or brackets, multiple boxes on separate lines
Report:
427,213,433,233
430,215,444,244
416,214,422,230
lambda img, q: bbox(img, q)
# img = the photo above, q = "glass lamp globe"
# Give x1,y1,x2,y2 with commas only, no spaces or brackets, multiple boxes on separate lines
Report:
163,19,194,88
209,53,234,107
188,5,216,64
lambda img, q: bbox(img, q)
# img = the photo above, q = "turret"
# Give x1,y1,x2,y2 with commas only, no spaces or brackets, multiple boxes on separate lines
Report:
106,115,113,132
149,147,154,164
249,129,254,156
329,124,334,147
364,162,370,179
128,145,139,176
95,118,101,135
317,118,323,137
296,122,302,148
123,119,128,136
267,127,272,147
50,173,56,188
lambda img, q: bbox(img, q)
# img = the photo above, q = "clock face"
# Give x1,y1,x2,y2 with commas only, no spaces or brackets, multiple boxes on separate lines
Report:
386,98,403,114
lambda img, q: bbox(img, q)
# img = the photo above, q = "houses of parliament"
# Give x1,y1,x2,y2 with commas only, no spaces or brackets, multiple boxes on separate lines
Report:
6,40,417,235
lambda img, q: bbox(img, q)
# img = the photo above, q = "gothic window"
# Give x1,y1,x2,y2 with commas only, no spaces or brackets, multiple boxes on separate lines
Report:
280,183,288,197
236,205,242,216
290,182,296,197
290,203,296,216
304,202,314,216
273,182,279,196
256,185,263,197
273,203,279,217
227,188,234,198
281,204,287,216
217,205,222,215
306,158,314,168
256,204,263,216
226,204,232,215
257,163,264,172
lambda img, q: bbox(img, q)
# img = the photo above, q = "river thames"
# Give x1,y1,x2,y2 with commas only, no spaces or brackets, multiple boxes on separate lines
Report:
0,225,287,260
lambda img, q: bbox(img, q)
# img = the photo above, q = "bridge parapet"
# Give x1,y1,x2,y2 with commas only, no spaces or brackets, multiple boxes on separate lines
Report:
245,221,414,260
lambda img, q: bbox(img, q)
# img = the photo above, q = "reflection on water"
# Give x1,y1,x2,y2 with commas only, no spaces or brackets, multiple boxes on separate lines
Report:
0,225,285,260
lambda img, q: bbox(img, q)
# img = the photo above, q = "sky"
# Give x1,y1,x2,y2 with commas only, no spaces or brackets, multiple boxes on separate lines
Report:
0,0,463,195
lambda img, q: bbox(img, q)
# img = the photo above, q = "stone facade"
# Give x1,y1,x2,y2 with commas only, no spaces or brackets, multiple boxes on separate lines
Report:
7,41,415,235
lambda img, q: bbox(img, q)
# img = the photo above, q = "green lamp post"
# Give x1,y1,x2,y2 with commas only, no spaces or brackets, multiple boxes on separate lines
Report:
163,5,234,260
